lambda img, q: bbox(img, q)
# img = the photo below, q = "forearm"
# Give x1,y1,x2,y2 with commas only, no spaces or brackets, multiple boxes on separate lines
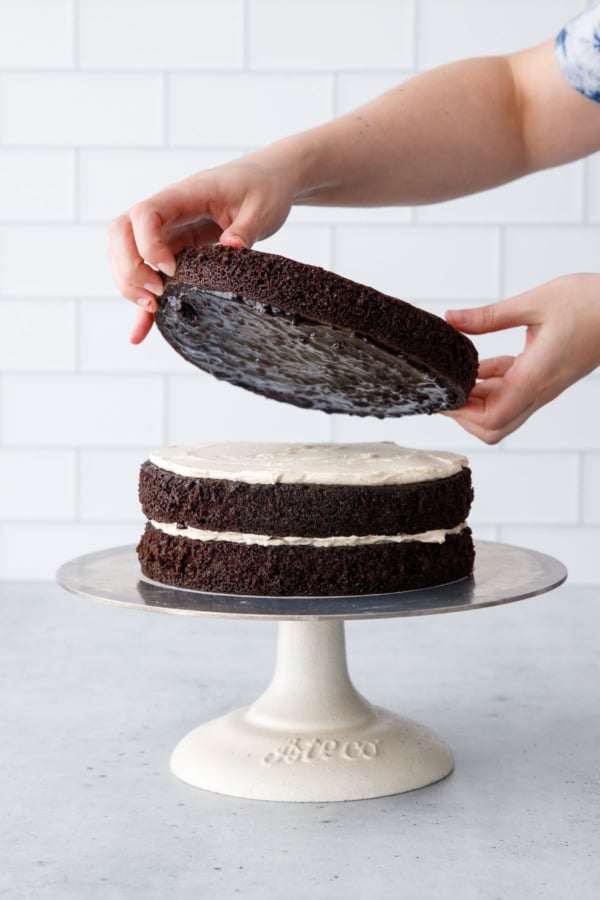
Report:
263,55,528,208
262,39,600,209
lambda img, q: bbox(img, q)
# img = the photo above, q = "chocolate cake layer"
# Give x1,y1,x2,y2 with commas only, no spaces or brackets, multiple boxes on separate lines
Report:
139,459,473,538
138,523,475,596
155,245,478,417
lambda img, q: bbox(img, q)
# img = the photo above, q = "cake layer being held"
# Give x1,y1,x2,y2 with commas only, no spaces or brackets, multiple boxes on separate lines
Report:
155,245,478,418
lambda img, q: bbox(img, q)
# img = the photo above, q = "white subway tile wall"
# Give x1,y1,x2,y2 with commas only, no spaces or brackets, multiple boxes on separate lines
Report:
0,0,75,69
0,74,164,146
165,375,331,446
418,0,582,69
0,0,598,582
0,149,76,221
249,0,415,71
79,149,243,222
167,74,333,146
333,226,501,301
79,0,245,70
0,225,114,296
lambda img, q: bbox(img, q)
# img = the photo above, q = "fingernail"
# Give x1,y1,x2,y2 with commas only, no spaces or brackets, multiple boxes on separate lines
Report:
222,233,247,249
136,298,154,311
447,309,469,326
157,260,176,277
144,282,163,296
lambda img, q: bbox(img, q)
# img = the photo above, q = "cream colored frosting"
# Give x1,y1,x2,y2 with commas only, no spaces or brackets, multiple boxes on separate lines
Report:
150,521,466,547
149,441,468,486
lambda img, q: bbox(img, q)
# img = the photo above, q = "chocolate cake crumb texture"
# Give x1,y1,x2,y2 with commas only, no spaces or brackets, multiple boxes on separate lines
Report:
138,523,475,597
137,442,475,597
155,245,478,418
139,460,473,538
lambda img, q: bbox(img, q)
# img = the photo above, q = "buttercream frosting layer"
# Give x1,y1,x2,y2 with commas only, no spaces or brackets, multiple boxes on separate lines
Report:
149,441,468,486
150,520,466,547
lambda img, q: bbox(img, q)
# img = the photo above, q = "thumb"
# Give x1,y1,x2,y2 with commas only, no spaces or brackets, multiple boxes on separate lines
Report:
446,293,536,335
219,200,262,250
220,228,251,250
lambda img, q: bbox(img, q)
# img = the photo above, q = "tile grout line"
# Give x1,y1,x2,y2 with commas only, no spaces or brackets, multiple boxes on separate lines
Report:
496,226,507,454
577,449,586,526
74,447,82,521
72,0,79,69
162,72,169,147
242,0,250,71
161,374,169,445
582,157,590,224
497,224,506,300
0,519,141,527
73,148,81,222
0,66,418,77
413,0,421,72
4,218,596,229
73,297,81,372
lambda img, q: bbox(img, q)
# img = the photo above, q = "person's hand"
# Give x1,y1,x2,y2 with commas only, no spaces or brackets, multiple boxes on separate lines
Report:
108,151,298,343
445,274,600,443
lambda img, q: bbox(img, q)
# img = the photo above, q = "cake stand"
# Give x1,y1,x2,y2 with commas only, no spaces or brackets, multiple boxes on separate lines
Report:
57,540,566,803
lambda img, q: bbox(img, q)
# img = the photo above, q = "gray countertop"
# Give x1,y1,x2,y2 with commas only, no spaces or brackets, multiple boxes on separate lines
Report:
1,578,599,899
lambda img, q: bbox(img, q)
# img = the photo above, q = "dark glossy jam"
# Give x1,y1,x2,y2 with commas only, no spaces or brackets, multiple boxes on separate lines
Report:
155,287,462,417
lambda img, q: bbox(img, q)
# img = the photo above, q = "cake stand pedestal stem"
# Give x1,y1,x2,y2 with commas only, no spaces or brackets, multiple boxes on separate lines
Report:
248,619,373,731
169,617,454,802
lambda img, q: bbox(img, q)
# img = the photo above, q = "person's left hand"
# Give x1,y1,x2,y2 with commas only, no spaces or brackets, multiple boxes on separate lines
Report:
444,273,600,443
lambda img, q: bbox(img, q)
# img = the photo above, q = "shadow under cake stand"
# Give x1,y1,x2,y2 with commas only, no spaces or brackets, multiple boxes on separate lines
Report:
57,540,566,803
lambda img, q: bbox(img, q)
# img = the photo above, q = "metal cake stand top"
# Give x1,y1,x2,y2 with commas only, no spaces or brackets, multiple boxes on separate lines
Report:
56,540,567,621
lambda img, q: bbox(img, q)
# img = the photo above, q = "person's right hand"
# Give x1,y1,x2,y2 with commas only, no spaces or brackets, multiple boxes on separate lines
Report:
445,273,600,443
108,153,297,343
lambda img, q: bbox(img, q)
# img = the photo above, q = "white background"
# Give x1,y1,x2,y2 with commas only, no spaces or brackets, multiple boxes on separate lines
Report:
0,0,599,582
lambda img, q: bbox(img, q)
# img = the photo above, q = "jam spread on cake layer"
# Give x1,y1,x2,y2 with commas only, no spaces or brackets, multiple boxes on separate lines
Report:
156,287,458,417
154,245,478,419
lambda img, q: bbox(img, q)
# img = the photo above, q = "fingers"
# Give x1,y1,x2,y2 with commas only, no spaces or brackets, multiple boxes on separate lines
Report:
444,275,599,442
446,291,540,335
109,182,234,343
108,215,162,313
109,185,197,313
466,376,504,401
443,295,541,441
129,202,177,276
220,230,248,249
447,403,533,444
109,186,247,307
477,356,515,379
442,351,536,443
445,371,537,443
108,162,290,350
129,307,155,345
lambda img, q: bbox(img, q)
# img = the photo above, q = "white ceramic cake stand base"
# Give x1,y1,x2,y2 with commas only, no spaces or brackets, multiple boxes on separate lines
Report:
171,619,453,801
57,540,566,803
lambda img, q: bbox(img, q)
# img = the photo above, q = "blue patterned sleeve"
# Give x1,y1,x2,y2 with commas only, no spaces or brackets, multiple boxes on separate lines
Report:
555,3,600,102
